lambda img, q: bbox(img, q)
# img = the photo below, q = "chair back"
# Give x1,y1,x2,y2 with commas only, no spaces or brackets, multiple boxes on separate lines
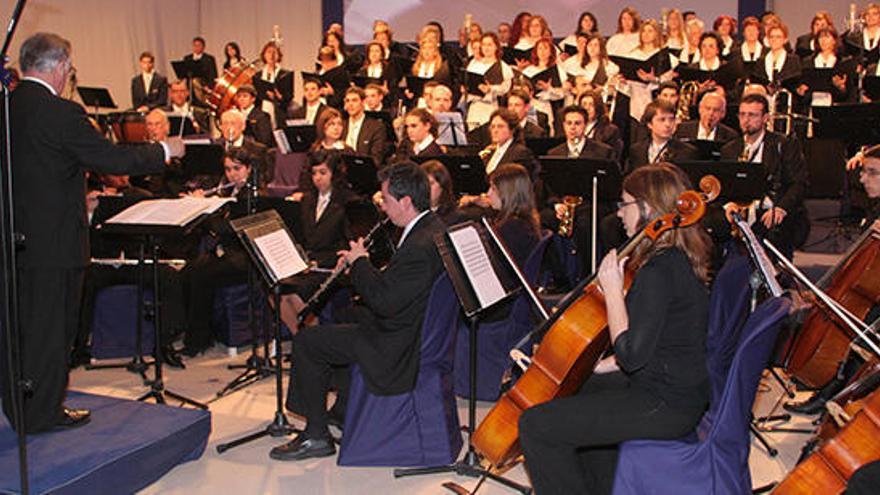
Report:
420,273,460,370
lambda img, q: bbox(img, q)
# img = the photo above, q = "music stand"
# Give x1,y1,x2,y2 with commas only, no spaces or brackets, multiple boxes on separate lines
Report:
341,154,379,195
180,142,225,181
77,86,117,121
216,209,310,453
525,137,564,157
168,113,199,137
275,124,316,154
414,154,488,196
102,198,234,410
393,220,531,495
539,156,622,272
674,161,768,203
435,112,468,147
171,59,206,111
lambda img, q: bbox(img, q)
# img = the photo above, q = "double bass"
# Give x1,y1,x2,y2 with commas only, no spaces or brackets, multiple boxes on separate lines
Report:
783,222,880,389
471,176,720,468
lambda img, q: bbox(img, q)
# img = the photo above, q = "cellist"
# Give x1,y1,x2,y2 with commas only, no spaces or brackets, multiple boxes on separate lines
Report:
784,144,880,415
519,163,713,494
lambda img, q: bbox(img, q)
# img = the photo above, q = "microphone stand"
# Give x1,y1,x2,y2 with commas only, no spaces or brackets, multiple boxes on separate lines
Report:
1,2,30,494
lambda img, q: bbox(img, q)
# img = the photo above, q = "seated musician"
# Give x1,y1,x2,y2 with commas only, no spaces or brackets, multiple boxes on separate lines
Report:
674,90,739,143
547,105,616,160
288,76,329,125
216,109,270,185
164,79,211,134
183,36,218,93
578,90,624,160
270,161,447,461
363,83,389,113
720,93,809,258
278,151,355,333
467,87,546,148
786,144,880,414
630,81,679,145
420,159,466,225
487,163,542,267
179,148,260,357
234,84,274,147
519,163,712,495
309,107,353,153
427,84,455,114
389,108,443,162
627,100,698,173
480,108,538,177
130,51,167,112
342,87,388,168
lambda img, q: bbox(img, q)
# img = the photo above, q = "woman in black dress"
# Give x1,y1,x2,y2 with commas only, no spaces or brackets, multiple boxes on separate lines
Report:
519,163,712,494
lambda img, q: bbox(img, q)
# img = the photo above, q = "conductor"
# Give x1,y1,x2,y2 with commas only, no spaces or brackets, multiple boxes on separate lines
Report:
3,33,184,433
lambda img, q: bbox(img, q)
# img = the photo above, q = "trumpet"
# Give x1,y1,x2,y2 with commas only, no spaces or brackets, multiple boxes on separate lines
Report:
479,143,498,160
677,81,700,121
601,80,618,118
768,87,793,135
558,195,583,237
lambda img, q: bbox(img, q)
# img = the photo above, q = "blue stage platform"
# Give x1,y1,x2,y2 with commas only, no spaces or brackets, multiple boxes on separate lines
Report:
0,391,211,494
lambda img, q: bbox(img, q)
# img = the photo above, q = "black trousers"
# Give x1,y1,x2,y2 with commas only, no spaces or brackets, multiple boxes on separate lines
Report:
182,249,249,350
2,267,84,433
287,322,361,440
518,372,705,495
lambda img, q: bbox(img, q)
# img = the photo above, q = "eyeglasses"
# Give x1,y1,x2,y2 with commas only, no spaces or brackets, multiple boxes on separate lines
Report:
615,199,640,210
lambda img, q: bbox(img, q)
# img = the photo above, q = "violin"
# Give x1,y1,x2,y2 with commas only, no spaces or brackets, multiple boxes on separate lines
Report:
782,222,880,389
471,175,720,468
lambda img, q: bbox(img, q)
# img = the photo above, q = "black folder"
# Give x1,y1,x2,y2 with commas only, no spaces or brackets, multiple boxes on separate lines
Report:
610,49,671,80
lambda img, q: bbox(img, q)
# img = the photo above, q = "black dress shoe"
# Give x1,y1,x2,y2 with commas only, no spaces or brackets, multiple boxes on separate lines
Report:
56,406,91,429
181,344,207,358
269,435,336,461
783,394,826,415
162,346,186,369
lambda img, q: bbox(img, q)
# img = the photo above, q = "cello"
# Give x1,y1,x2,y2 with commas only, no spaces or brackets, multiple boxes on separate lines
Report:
782,222,880,389
471,175,720,468
772,363,880,494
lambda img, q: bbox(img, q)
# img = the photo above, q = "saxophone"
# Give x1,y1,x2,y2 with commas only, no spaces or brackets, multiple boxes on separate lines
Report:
479,143,498,160
558,195,583,237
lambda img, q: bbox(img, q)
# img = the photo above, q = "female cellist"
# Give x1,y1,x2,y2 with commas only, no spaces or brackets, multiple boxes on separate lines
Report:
519,163,713,494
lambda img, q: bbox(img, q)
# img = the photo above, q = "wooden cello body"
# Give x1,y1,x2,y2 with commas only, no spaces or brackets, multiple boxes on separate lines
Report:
471,178,718,468
772,364,880,494
784,227,880,389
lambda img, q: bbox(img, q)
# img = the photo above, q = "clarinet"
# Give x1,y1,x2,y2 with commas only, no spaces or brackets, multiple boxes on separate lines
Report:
297,217,391,323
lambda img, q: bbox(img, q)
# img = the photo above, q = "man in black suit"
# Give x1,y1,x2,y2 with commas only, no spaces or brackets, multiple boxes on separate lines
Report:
507,88,548,140
164,79,211,134
721,93,809,257
270,162,446,461
183,36,218,93
627,100,699,173
5,33,183,433
547,106,616,160
130,51,167,111
674,91,739,145
218,109,272,183
288,77,329,125
234,84,274,148
342,87,388,168
483,108,538,177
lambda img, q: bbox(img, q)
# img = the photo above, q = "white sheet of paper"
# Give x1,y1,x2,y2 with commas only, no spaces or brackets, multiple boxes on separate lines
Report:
273,129,292,154
448,226,506,309
252,229,309,281
106,197,234,226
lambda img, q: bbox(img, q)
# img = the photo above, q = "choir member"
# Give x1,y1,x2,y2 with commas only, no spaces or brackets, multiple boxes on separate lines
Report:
222,41,243,71
522,37,567,122
752,24,802,91
254,41,293,129
130,51,167,111
562,33,620,89
664,9,687,57
512,15,552,67
843,3,880,65
680,18,704,65
508,12,532,54
795,12,836,59
713,15,740,60
797,28,857,104
606,7,641,56
183,36,218,90
618,20,675,126
356,41,397,92
323,30,362,76
316,46,351,110
410,36,454,100
464,33,514,130
737,17,765,67
559,12,599,60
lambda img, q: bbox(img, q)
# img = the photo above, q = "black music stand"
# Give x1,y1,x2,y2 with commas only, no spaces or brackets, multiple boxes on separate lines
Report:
216,209,310,453
102,201,226,410
525,137,564,157
539,156,622,272
276,124,316,154
341,154,379,195
171,59,205,110
675,161,768,203
393,220,530,494
414,154,488,196
168,114,199,137
77,86,117,125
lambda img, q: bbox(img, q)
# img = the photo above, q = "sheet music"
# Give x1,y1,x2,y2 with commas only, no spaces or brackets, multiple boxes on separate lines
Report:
252,229,308,281
448,225,506,309
273,129,292,154
106,197,233,226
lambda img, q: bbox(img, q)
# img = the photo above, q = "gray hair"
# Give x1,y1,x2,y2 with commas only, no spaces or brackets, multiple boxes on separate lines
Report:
20,32,71,73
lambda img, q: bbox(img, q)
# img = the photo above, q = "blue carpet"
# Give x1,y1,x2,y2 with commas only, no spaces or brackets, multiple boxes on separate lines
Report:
0,391,211,494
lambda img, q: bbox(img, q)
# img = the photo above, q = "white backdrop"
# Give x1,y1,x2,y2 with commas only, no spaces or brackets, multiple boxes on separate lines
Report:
343,0,739,43
0,0,323,109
